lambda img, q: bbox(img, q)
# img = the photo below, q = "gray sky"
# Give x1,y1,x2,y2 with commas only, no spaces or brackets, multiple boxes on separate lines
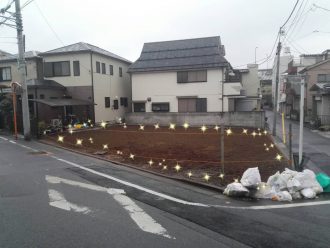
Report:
1,0,330,69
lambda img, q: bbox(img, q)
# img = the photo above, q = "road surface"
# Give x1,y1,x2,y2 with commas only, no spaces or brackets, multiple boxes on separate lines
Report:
0,133,329,248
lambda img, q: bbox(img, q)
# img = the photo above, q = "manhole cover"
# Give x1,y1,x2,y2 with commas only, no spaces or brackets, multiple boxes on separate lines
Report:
28,151,48,155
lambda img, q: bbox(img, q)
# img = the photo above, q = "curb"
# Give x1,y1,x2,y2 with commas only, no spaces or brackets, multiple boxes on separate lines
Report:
38,139,225,193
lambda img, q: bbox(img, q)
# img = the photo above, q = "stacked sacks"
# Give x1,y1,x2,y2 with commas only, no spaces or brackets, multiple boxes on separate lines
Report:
224,167,323,201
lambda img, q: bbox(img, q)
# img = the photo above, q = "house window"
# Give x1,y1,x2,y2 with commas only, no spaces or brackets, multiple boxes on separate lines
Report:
119,67,122,77
133,102,145,112
177,70,207,83
105,97,110,108
120,97,128,107
102,63,106,74
178,98,207,112
152,103,170,112
317,74,330,83
0,67,11,81
114,99,119,109
110,65,113,75
96,61,100,73
73,61,80,76
44,61,70,77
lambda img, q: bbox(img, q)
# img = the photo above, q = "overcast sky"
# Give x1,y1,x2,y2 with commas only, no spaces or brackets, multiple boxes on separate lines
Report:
1,0,330,69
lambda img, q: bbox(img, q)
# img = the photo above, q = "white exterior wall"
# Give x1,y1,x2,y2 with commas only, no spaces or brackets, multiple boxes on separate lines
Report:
241,64,260,97
42,52,131,123
131,69,224,112
91,53,131,122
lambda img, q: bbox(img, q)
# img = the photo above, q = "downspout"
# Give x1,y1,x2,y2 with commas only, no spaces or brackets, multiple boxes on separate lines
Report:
90,51,95,123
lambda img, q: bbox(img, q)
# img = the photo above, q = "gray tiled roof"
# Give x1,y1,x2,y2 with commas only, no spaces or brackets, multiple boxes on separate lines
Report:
128,36,228,73
0,51,40,61
40,42,131,64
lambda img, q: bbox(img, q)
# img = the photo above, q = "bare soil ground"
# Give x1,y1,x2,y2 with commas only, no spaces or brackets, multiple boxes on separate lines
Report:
44,125,288,187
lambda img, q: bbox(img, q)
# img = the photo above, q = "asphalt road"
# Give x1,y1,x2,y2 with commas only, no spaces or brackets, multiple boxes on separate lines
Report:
1,133,330,248
266,110,330,175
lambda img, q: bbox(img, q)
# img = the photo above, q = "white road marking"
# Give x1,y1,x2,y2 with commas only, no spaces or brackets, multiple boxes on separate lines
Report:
46,175,174,239
48,189,91,214
0,136,8,141
108,188,175,239
2,135,330,210
52,156,208,207
46,175,107,192
9,140,16,144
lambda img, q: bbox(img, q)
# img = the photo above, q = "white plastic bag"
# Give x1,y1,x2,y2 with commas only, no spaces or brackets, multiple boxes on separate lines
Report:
241,167,261,188
287,177,302,193
224,183,249,197
251,183,276,199
291,191,302,200
272,191,292,202
294,169,323,194
301,188,316,199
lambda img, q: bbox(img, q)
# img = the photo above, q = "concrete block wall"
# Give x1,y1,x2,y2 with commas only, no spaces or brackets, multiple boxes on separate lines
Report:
125,111,265,128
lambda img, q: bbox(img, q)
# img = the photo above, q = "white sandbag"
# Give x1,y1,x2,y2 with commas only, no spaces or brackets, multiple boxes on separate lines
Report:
301,188,316,199
272,191,292,202
251,183,275,199
223,182,249,197
241,167,261,188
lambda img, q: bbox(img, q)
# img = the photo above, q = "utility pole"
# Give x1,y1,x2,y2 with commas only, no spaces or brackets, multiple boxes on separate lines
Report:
14,0,31,140
299,77,305,165
272,29,282,136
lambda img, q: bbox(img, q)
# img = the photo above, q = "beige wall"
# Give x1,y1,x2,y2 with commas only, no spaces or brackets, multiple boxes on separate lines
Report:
131,69,225,112
0,58,41,87
42,52,131,123
305,60,330,114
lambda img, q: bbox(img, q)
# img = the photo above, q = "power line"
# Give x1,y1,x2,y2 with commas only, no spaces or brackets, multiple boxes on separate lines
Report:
281,0,300,29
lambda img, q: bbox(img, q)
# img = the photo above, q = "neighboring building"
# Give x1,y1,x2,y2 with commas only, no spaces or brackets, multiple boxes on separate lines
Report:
300,59,330,125
236,64,261,111
40,42,132,123
277,49,330,121
128,36,245,113
258,69,272,107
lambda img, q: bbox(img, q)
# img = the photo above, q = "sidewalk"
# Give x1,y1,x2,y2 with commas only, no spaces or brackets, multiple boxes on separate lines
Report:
266,110,330,175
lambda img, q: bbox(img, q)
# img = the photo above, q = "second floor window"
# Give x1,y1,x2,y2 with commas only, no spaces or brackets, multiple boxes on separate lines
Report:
96,61,100,73
105,97,110,108
317,74,330,83
73,61,80,76
110,65,113,75
0,67,11,81
177,70,207,83
44,61,70,77
119,67,122,77
102,63,106,74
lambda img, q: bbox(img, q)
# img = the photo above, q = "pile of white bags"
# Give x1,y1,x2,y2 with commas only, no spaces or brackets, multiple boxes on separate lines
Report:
224,167,323,201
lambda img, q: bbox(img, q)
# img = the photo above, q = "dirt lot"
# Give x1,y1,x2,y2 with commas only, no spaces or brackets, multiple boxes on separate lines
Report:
44,125,288,187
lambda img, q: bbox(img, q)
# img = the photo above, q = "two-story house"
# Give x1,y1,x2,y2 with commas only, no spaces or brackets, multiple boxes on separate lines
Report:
128,36,244,114
300,59,330,125
0,50,67,131
40,42,132,123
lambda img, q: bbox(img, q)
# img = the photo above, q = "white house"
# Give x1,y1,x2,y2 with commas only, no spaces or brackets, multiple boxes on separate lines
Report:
128,36,244,114
40,42,132,123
